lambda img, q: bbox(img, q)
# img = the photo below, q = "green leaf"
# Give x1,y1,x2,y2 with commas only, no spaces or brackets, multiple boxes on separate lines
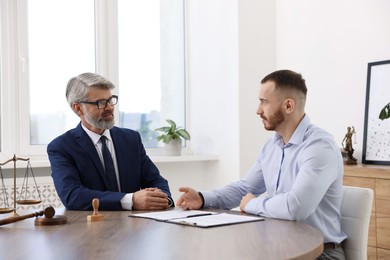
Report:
166,119,176,129
379,103,390,120
177,129,191,140
163,135,172,144
157,126,171,131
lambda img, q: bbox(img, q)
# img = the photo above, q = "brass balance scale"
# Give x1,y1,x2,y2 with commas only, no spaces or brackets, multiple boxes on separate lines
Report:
0,155,67,225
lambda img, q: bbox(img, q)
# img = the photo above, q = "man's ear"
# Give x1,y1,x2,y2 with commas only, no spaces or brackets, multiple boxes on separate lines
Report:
284,98,295,113
73,103,83,116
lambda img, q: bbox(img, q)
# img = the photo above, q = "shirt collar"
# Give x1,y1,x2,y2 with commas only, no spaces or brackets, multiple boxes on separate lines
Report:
289,114,310,145
81,124,112,145
272,114,311,147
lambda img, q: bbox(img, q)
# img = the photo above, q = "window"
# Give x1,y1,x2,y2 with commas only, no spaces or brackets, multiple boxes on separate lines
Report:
27,0,95,146
0,0,186,161
118,0,186,148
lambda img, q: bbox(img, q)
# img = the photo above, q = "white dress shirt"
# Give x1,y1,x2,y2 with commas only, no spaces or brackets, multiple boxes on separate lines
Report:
81,124,133,209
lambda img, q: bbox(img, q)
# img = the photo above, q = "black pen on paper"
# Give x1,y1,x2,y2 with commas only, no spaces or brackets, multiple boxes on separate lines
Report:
186,213,213,218
178,221,198,226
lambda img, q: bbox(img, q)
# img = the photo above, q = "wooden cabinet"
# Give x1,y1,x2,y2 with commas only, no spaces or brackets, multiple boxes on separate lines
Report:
344,164,390,260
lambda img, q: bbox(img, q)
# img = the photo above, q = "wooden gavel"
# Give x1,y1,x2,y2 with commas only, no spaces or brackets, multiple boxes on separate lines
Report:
0,206,55,226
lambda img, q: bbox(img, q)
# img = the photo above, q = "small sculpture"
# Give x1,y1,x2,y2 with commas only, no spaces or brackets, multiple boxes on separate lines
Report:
342,126,358,165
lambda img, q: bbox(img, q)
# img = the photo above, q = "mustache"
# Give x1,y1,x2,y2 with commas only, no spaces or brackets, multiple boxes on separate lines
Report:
101,111,114,117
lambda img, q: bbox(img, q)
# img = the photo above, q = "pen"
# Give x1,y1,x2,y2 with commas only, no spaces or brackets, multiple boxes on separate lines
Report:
186,213,213,218
178,221,198,226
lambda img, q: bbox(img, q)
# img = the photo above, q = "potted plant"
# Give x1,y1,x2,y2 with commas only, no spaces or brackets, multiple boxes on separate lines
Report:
155,119,190,156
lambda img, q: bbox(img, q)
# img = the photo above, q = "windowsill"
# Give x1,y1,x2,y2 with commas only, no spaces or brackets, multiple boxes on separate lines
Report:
0,154,219,169
150,154,219,163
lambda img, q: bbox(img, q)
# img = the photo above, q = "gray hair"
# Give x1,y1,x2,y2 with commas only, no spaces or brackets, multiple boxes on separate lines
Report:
66,72,115,114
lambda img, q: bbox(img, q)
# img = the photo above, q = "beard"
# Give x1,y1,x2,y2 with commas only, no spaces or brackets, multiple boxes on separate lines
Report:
83,109,115,130
262,107,285,131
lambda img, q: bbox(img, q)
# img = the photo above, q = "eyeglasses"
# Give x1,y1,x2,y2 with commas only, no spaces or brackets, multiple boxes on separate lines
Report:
79,95,118,109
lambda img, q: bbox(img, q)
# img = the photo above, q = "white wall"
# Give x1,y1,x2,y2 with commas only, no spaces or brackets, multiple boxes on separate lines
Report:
184,0,240,192
275,0,390,160
238,1,275,177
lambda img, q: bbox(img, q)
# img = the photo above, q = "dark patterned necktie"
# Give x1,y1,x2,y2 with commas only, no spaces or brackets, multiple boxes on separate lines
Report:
100,136,118,191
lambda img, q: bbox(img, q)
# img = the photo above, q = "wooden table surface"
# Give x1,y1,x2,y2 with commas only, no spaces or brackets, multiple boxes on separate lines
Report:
0,208,324,260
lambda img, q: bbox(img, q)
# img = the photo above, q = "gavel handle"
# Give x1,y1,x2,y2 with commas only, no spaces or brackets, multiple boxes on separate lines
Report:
0,210,44,226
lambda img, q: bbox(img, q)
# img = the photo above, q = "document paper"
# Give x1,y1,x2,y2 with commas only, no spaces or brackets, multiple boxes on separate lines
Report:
129,209,264,228
129,209,217,221
168,213,264,227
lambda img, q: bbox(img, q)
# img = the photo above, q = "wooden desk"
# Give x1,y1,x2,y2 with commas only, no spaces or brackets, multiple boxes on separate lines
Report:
0,209,324,260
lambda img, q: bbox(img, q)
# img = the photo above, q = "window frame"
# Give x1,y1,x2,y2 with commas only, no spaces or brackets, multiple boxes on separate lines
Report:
0,0,189,165
1,0,20,160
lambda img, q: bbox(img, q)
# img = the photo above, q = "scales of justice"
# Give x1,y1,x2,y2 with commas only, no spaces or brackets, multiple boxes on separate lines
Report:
0,155,67,226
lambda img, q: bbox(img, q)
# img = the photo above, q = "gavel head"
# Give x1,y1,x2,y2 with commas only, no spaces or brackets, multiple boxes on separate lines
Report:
43,206,55,219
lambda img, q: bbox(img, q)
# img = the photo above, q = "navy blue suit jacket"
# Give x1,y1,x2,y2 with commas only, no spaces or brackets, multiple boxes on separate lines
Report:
47,123,172,210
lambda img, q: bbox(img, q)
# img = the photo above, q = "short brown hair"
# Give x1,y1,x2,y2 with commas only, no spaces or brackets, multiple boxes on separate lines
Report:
261,70,307,96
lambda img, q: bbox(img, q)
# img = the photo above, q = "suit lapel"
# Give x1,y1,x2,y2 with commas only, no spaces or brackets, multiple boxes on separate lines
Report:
74,123,108,186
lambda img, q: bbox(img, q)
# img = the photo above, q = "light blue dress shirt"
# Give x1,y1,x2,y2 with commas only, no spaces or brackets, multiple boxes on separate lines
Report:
202,115,347,243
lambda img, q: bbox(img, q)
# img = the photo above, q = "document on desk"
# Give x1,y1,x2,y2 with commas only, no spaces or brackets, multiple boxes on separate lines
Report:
167,213,264,228
129,209,217,221
129,209,264,228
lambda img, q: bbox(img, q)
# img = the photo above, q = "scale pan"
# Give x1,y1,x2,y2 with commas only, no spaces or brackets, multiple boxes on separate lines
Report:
16,199,42,205
0,207,14,214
